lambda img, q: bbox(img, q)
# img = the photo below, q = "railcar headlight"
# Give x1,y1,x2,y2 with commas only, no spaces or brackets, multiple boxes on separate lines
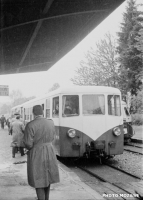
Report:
113,127,121,136
67,129,76,138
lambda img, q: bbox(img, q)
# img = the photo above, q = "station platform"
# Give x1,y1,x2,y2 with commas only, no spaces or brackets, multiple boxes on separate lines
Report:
0,154,104,200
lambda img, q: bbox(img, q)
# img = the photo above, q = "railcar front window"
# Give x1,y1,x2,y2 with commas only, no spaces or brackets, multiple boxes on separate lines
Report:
82,95,105,115
62,95,79,117
108,95,121,116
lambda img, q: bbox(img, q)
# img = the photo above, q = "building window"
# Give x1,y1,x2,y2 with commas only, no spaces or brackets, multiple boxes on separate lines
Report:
82,95,105,115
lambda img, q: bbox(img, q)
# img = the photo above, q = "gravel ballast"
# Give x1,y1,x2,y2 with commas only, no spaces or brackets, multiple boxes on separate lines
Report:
108,151,143,179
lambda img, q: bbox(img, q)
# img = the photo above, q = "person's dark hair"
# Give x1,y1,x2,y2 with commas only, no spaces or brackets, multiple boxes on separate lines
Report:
33,105,43,116
16,115,20,119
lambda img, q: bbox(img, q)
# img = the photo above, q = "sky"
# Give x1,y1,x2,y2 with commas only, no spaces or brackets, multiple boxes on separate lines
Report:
0,0,141,104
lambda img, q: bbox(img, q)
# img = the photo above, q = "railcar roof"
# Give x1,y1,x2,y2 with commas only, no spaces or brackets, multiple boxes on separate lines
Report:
55,86,121,94
11,86,121,109
11,104,25,110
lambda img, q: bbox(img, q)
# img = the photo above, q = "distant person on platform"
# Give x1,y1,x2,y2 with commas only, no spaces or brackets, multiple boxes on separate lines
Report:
23,105,59,200
12,112,23,123
6,117,12,135
10,115,25,158
0,115,6,129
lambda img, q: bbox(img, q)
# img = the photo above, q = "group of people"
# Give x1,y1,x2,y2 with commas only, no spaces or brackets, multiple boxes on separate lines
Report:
1,105,60,200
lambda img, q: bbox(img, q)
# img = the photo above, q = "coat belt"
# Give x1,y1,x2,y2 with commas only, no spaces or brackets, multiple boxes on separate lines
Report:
33,142,52,149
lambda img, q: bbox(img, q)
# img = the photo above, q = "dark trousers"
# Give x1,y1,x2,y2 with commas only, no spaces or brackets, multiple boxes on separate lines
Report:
36,185,50,200
1,123,4,129
12,147,24,157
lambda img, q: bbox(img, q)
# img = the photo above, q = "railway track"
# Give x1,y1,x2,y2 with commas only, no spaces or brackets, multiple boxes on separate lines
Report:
58,157,142,200
103,162,142,180
125,143,143,149
124,144,143,155
78,162,142,200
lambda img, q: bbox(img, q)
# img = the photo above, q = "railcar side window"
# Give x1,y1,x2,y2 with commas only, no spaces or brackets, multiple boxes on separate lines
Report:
108,95,121,116
52,97,59,118
25,108,29,120
24,108,26,120
25,109,27,120
124,107,130,116
62,95,79,117
46,99,50,118
30,107,33,120
21,107,23,118
82,95,105,115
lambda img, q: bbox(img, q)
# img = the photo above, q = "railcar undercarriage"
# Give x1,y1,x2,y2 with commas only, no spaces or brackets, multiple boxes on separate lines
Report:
84,140,115,163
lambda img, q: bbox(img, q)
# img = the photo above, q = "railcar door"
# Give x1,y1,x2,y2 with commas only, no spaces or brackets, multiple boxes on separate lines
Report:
51,96,60,155
106,94,124,155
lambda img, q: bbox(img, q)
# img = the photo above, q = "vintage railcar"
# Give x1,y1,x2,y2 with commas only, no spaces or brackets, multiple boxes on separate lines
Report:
11,86,124,159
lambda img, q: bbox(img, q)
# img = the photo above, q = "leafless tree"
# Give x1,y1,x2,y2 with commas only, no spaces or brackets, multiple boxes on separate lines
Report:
48,83,60,92
71,33,120,87
10,89,35,107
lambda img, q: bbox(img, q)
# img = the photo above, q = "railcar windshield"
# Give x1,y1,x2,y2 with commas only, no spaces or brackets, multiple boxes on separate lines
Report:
62,95,79,117
82,94,105,115
108,95,121,116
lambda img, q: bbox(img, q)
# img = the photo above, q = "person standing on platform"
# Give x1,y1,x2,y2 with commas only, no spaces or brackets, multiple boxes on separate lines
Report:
10,115,25,158
23,105,59,200
0,115,6,129
14,112,24,123
6,117,12,135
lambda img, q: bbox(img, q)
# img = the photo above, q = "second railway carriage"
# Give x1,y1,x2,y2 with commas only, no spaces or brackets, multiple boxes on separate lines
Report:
122,101,134,143
11,86,124,159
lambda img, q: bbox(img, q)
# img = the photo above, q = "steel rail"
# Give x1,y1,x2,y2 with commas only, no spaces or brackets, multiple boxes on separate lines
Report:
103,162,141,180
124,148,143,155
78,165,139,199
125,144,143,149
58,157,140,199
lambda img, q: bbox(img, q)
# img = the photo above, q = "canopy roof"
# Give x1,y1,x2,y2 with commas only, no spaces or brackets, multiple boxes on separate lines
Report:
0,0,124,75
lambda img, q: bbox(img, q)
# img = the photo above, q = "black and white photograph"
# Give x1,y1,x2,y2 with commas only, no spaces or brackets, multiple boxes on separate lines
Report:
0,0,143,199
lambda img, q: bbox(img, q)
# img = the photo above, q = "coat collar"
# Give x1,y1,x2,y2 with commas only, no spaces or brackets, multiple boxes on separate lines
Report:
34,115,43,119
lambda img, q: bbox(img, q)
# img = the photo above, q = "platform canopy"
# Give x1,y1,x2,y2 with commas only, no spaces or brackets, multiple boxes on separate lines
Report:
0,0,125,75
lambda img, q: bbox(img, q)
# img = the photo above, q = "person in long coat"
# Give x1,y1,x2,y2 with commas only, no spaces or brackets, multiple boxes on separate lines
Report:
23,105,59,200
10,115,25,157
